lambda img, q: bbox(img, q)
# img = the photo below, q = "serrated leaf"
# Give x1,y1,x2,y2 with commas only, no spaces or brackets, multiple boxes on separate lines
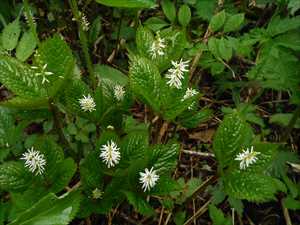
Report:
224,170,283,202
213,113,254,168
49,158,77,193
178,5,191,27
209,205,231,225
124,191,155,216
129,56,161,112
224,13,244,33
149,143,180,175
36,34,75,95
80,152,104,191
0,55,46,98
1,19,21,51
209,10,226,32
16,31,37,62
195,0,217,21
0,107,14,147
161,0,176,22
88,16,102,44
267,16,300,37
120,132,148,166
33,137,64,177
95,0,156,8
94,64,128,86
0,161,32,192
9,190,82,225
177,108,212,128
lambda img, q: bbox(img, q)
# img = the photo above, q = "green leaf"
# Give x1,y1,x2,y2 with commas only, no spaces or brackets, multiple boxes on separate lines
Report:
33,137,64,178
267,16,300,37
283,196,300,210
247,44,300,91
0,107,14,147
9,190,82,225
0,55,46,98
0,161,32,192
129,56,161,112
94,64,128,86
209,10,226,32
88,16,102,44
209,205,231,225
35,34,75,85
288,0,300,15
144,17,169,32
149,143,180,175
16,31,37,62
218,37,232,61
224,13,244,33
224,170,283,202
124,191,155,216
120,132,148,166
195,0,217,21
213,113,254,168
174,211,186,225
178,5,192,27
161,0,176,23
177,108,213,128
1,19,21,51
270,113,300,128
95,0,156,8
80,152,104,191
49,158,77,193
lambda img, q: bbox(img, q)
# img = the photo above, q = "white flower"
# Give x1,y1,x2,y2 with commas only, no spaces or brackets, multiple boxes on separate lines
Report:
114,85,125,101
92,188,103,199
139,167,159,192
81,13,90,31
149,33,166,59
79,94,96,112
20,147,46,175
182,87,199,110
166,59,189,89
182,88,198,101
235,146,260,170
99,140,121,168
32,64,53,84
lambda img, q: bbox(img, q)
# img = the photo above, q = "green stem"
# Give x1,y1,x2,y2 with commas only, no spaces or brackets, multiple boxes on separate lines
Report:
23,0,40,46
282,104,300,142
0,14,7,27
48,99,77,160
69,0,96,89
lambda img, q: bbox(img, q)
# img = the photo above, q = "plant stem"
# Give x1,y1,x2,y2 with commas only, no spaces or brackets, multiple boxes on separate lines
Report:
23,0,40,46
69,0,96,89
48,99,77,159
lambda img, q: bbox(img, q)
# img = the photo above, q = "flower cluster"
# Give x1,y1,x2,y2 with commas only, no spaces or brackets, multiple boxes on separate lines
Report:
149,33,166,59
113,85,125,101
79,94,96,112
182,87,198,110
166,59,189,89
139,167,160,192
99,140,121,168
20,147,46,175
235,146,260,170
